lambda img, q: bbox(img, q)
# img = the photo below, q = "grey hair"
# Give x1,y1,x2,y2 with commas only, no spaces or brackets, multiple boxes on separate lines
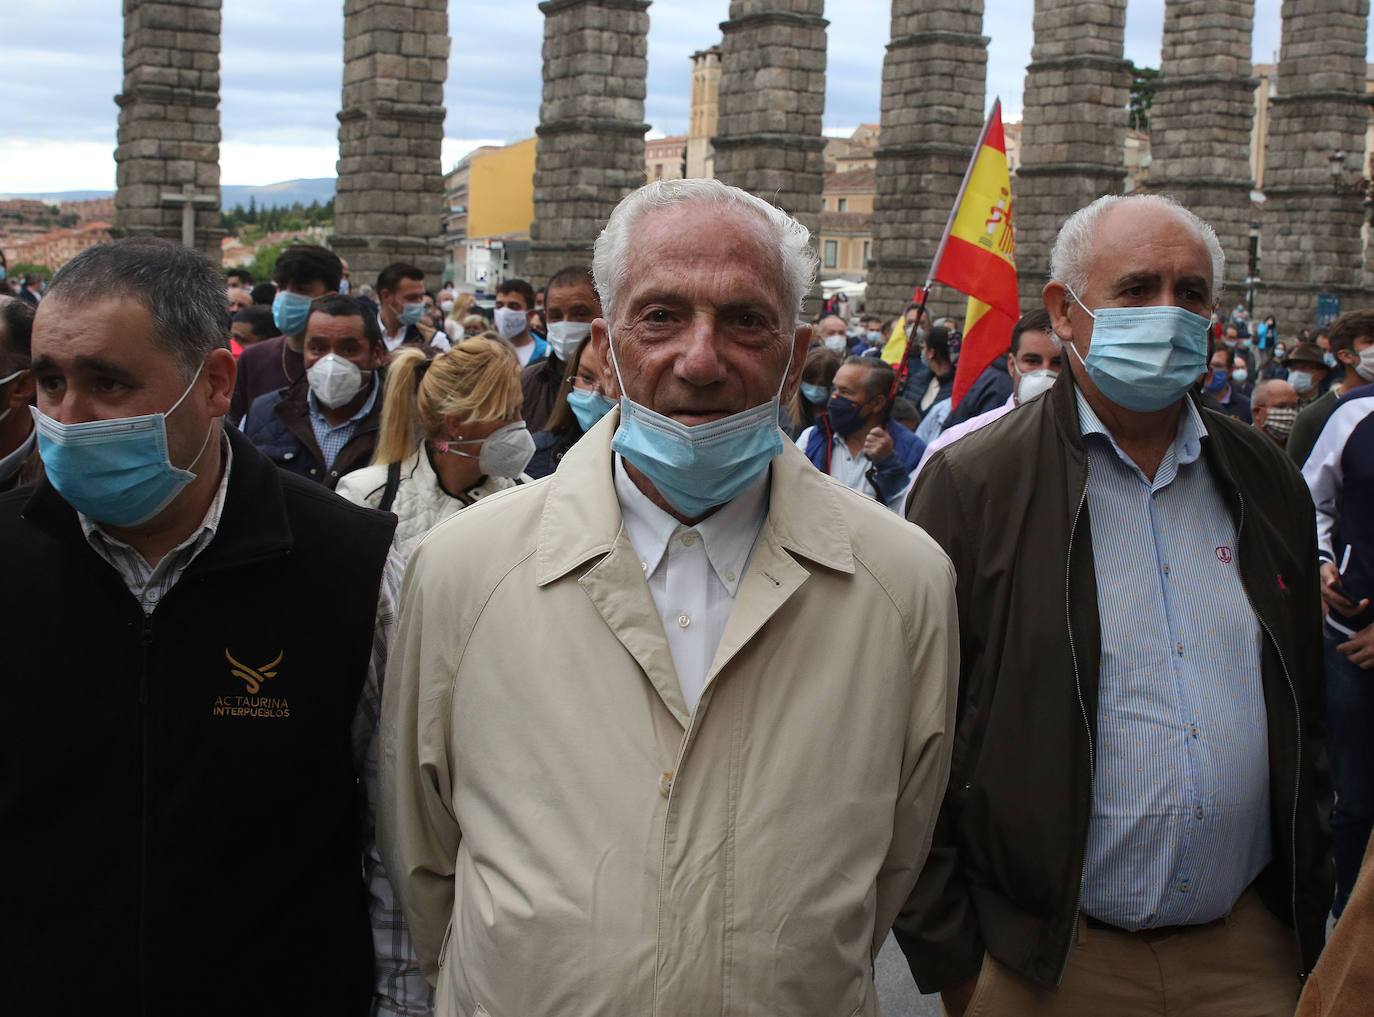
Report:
1049,193,1225,300
45,236,229,379
592,178,818,327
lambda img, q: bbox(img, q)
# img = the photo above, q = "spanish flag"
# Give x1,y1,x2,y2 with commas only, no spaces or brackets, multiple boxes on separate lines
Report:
929,99,1019,410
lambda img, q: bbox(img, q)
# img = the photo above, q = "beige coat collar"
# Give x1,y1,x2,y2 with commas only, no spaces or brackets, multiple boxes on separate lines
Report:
534,408,855,588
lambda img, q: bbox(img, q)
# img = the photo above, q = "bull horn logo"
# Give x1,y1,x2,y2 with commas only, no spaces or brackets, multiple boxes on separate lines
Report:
226,649,283,695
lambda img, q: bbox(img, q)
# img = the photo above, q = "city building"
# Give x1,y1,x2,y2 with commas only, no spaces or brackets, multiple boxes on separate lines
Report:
442,138,535,292
645,136,687,181
686,46,721,179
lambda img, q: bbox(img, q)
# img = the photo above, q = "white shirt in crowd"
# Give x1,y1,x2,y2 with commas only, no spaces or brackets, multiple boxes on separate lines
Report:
613,454,769,713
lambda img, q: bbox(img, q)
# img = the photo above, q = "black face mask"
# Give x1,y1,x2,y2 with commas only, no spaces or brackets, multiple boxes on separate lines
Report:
827,395,868,437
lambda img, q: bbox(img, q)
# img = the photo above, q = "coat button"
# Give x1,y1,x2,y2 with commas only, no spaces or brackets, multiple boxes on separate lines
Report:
659,771,674,798
284,451,295,460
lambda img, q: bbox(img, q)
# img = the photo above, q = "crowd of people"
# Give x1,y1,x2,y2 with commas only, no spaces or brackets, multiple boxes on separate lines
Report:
1,177,1372,1017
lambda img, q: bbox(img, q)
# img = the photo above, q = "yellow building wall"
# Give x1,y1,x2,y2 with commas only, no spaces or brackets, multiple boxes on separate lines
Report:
467,137,537,239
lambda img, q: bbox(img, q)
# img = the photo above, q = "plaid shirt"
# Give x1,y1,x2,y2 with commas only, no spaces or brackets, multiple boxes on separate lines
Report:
81,440,432,1015
308,375,380,471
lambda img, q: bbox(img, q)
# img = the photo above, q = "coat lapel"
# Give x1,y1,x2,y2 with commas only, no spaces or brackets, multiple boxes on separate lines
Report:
579,528,690,729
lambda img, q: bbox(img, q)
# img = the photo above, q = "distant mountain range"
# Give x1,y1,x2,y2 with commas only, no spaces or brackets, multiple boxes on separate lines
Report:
0,178,337,211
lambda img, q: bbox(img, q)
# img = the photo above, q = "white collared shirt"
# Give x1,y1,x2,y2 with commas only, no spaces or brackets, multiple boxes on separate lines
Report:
613,453,769,714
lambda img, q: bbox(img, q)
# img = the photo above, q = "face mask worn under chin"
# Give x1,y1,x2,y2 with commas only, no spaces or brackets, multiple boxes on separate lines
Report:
32,362,213,527
272,290,314,337
399,302,426,328
493,307,529,341
547,321,592,363
567,388,617,433
307,353,368,409
1262,406,1299,442
1063,285,1210,413
434,420,535,479
1016,368,1058,404
607,331,788,519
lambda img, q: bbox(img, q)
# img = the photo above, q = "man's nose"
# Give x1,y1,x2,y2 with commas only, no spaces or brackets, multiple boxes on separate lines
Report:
675,313,727,386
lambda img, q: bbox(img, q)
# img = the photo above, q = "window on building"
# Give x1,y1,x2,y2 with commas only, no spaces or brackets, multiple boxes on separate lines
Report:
838,198,848,212
862,240,870,264
654,164,663,179
823,240,838,268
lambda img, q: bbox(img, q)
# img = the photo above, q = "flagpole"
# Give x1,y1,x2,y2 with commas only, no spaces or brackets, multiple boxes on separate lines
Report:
897,98,1001,389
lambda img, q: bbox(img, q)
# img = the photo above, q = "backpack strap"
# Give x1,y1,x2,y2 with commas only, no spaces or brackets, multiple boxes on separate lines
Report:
378,460,402,513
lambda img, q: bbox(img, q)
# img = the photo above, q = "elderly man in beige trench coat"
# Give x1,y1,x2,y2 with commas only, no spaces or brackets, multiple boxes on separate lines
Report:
379,177,959,1017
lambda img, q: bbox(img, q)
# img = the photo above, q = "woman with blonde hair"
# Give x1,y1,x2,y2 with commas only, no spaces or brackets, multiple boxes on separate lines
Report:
336,339,534,559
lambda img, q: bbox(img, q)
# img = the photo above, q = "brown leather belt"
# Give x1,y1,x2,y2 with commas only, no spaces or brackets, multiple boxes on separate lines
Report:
1084,914,1225,941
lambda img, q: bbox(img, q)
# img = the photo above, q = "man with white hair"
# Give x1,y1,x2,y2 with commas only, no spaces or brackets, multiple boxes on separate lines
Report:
379,178,959,1016
901,193,1330,1016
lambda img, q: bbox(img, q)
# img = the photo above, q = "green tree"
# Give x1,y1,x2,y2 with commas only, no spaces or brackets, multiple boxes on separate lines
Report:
246,243,283,284
1127,62,1158,133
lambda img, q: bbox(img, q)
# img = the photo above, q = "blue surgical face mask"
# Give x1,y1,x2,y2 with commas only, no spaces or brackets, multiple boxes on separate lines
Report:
1064,285,1210,413
607,331,788,519
567,388,616,433
338,279,350,295
32,362,214,527
272,290,313,337
1204,367,1228,393
865,330,883,347
800,382,830,405
399,302,426,328
1323,351,1337,368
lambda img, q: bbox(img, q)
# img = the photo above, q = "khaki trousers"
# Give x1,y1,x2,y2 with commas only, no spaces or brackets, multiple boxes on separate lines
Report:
962,890,1302,1017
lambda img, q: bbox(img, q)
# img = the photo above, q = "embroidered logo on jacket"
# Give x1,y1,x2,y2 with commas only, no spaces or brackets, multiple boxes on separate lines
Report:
214,649,290,718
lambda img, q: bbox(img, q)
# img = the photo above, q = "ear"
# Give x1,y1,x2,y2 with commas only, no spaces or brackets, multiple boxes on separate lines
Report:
5,369,35,408
591,317,613,384
204,347,236,420
441,412,464,440
1005,350,1016,377
782,323,812,403
1042,280,1074,344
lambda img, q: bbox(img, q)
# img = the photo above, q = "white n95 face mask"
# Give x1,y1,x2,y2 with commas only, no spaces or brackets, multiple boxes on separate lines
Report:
307,354,367,409
1016,369,1057,404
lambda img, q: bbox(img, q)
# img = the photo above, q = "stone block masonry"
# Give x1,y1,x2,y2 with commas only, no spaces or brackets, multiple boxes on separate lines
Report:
712,0,828,314
1013,0,1131,311
867,0,990,322
528,0,651,286
333,0,450,284
1258,0,1373,324
113,0,224,261
1148,0,1258,301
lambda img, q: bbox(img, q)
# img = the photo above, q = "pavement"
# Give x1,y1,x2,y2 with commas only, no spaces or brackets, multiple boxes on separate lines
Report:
875,933,943,1016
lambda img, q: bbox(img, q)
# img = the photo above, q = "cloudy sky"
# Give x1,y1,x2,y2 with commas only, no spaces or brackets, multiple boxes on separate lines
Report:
0,0,1324,194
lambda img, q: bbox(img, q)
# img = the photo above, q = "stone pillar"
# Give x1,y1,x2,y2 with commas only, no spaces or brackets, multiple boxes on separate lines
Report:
1013,0,1131,309
333,0,449,284
867,0,989,321
113,0,223,261
712,0,827,310
1148,0,1257,298
528,0,651,285
1260,0,1372,324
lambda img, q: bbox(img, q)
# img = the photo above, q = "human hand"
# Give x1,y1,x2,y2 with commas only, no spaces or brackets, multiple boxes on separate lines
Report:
1338,624,1374,671
863,426,894,463
1321,562,1370,617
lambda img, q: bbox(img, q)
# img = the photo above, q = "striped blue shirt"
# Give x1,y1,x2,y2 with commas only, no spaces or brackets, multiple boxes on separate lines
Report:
1077,391,1271,930
307,375,379,471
